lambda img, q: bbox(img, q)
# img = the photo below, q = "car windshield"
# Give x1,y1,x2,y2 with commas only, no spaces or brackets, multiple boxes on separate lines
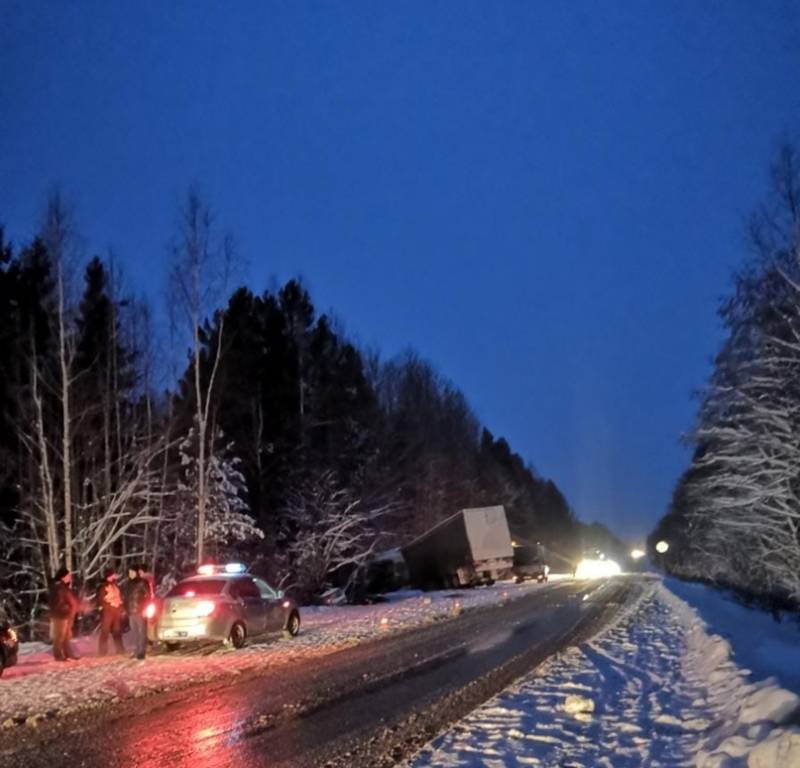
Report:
168,579,226,597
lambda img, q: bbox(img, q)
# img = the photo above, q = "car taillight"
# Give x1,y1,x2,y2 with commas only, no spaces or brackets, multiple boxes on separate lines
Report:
143,602,157,620
195,600,216,617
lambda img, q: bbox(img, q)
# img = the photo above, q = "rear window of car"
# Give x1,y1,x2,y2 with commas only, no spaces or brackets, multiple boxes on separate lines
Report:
232,578,261,599
513,547,543,566
168,579,226,597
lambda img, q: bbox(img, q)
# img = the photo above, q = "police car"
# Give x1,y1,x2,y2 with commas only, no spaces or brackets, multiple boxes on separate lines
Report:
155,563,300,649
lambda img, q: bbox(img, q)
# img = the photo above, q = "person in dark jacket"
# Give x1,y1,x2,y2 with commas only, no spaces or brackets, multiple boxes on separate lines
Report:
125,565,152,660
49,566,79,661
96,569,125,656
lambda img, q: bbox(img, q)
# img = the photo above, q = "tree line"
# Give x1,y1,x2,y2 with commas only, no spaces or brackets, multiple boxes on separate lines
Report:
651,143,800,610
1,187,586,633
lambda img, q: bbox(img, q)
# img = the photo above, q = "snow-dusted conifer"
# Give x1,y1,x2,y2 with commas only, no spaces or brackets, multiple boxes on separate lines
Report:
177,426,263,566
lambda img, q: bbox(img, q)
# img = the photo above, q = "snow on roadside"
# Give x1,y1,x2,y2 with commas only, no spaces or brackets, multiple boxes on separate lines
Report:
666,576,800,696
1,577,566,728
409,579,800,768
666,584,800,768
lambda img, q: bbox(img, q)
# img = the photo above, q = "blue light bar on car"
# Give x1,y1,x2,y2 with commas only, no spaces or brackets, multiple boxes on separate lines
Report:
224,562,246,574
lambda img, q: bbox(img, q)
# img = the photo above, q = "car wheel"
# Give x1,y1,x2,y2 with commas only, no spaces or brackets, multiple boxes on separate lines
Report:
284,612,301,638
229,622,247,649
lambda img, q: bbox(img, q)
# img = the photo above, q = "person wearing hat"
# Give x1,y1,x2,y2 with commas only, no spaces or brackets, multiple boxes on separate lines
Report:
48,566,79,661
125,565,151,661
96,568,125,656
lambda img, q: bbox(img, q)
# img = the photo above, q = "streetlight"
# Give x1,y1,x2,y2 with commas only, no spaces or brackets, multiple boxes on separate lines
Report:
655,540,669,554
630,548,645,560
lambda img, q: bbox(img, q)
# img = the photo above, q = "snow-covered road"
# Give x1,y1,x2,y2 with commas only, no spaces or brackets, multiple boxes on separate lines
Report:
1,576,568,727
409,580,800,768
6,575,799,767
0,576,626,768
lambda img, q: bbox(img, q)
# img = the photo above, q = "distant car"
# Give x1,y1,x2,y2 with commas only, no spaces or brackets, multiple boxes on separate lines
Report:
512,544,550,583
0,621,19,676
513,561,549,583
155,564,301,650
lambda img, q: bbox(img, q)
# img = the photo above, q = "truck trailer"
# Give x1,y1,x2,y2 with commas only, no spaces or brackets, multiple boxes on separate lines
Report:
402,506,514,589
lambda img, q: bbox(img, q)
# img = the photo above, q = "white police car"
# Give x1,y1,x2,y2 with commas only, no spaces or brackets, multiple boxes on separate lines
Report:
155,563,300,649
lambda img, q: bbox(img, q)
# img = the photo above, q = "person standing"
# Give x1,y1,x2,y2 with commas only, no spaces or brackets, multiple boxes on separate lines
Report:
96,569,125,656
49,566,79,661
125,565,151,660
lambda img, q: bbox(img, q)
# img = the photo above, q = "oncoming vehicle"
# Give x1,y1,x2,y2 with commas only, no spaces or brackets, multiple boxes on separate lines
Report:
156,564,300,650
0,620,19,677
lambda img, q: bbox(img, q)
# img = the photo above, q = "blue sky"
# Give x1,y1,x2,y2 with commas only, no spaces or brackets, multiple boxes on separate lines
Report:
1,1,799,538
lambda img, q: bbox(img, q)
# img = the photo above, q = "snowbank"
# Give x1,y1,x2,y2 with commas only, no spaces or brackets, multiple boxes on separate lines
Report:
662,583,800,767
410,579,800,768
1,576,566,727
666,576,800,695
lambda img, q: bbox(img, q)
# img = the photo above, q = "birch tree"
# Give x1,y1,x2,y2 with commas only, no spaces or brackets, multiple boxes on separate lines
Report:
169,188,235,564
40,192,78,571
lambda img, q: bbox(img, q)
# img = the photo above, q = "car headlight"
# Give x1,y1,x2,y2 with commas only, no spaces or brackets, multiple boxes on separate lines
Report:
575,558,621,579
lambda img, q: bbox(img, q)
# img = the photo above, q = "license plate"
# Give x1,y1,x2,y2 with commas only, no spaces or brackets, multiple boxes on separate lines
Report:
162,630,188,639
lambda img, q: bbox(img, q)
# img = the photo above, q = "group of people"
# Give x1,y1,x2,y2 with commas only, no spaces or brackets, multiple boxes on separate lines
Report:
48,564,154,662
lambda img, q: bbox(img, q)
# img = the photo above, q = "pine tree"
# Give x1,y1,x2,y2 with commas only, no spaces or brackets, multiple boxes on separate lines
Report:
174,426,263,574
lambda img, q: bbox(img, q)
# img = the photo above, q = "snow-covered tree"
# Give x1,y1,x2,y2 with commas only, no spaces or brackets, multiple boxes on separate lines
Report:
278,469,393,600
654,144,800,606
169,427,263,579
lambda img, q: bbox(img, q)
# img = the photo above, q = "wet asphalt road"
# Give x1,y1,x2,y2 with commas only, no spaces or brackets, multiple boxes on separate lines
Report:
0,576,643,768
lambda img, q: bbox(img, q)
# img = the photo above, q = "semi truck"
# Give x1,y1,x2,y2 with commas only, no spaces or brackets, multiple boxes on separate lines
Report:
402,506,514,589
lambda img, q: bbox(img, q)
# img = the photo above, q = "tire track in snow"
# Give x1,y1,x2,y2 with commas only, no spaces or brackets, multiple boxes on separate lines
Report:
408,581,746,768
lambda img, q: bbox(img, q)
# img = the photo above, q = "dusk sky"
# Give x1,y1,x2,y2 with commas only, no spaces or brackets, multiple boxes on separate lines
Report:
2,1,799,540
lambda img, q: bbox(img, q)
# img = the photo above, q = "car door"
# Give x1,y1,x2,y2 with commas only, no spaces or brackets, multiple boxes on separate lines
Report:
254,578,284,631
234,578,267,636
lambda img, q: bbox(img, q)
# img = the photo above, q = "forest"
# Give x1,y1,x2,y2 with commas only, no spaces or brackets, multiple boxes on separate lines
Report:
651,143,800,610
0,189,593,633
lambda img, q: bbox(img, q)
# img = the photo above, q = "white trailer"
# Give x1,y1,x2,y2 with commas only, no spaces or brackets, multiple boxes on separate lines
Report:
402,506,514,589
